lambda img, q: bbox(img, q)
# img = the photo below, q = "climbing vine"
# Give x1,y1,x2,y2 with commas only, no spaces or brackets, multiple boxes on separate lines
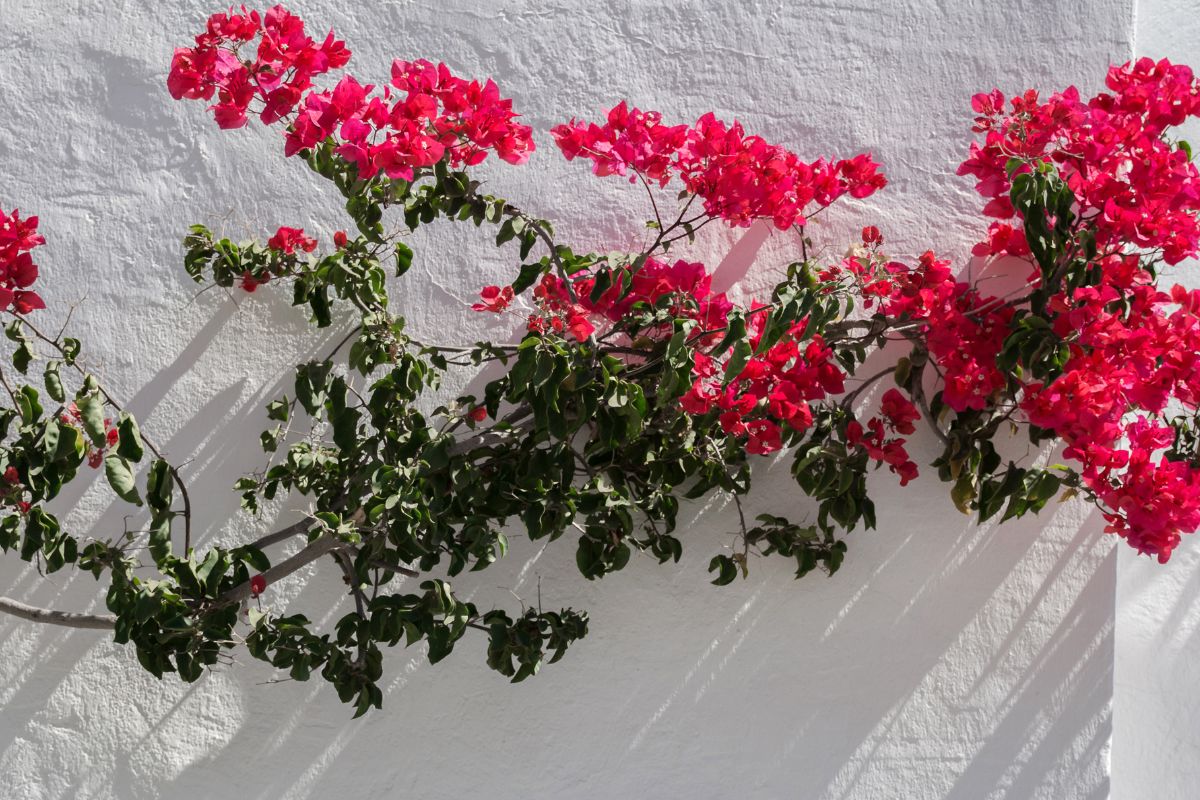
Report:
2,5,1199,715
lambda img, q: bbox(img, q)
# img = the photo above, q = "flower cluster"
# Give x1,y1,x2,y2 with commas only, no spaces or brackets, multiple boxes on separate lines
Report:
959,57,1200,264
526,276,597,342
956,59,1200,562
551,103,885,228
0,208,45,314
842,245,1014,414
169,6,534,176
682,316,848,456
266,225,317,254
286,60,535,178
575,257,733,332
474,256,735,344
167,5,351,129
475,257,856,460
236,226,318,291
845,389,922,486
1020,265,1200,561
1,466,29,515
472,285,513,313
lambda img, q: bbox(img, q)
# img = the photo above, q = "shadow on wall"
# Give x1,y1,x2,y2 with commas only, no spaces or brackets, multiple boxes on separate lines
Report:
0,221,1113,800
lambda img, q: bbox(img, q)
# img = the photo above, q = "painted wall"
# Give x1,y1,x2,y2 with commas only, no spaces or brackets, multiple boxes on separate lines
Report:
0,1,1149,797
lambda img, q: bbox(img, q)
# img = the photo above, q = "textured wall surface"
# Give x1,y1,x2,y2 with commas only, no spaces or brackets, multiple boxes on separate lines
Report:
0,1,1138,798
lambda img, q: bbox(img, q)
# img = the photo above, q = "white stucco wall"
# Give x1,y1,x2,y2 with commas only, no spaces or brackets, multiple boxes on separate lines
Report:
0,1,1161,797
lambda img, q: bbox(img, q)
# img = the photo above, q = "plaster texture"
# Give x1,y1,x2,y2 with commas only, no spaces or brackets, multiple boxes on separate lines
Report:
0,0,1153,798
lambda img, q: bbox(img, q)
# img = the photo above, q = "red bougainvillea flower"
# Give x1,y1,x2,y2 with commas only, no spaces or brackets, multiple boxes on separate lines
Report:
170,10,535,176
550,101,690,186
845,415,920,487
536,257,733,335
870,250,1013,414
880,389,920,435
551,105,885,229
168,5,350,130
471,285,514,312
266,226,318,254
953,58,1200,562
0,208,46,314
959,58,1200,264
240,271,269,292
524,276,597,342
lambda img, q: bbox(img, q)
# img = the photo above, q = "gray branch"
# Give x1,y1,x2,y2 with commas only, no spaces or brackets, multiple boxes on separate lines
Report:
0,596,116,630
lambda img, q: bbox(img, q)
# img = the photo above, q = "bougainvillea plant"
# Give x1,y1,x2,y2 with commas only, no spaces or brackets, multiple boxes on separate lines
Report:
1,5,1199,716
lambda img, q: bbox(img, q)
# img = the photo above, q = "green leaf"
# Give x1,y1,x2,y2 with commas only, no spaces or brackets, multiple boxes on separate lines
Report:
394,242,413,277
588,268,613,304
75,388,107,447
236,545,271,573
16,385,42,424
146,459,173,513
708,554,739,586
43,360,64,403
295,361,333,416
147,515,172,565
711,310,746,358
309,287,332,328
12,342,32,374
266,398,290,422
61,338,81,365
511,261,545,295
722,340,752,385
950,475,975,515
495,218,517,246
104,454,142,506
519,230,538,261
116,413,145,462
